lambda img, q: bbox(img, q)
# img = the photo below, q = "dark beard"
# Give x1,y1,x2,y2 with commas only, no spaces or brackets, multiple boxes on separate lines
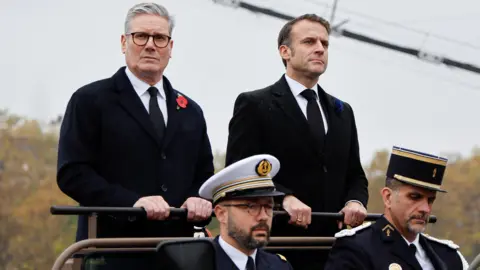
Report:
228,218,270,250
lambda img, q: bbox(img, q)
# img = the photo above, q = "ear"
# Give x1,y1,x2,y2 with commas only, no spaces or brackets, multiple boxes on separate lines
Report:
279,45,290,63
214,204,227,224
381,187,393,209
168,39,174,58
121,34,127,54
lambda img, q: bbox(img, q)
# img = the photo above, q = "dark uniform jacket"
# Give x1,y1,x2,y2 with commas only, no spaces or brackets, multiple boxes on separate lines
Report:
213,236,293,270
325,216,469,270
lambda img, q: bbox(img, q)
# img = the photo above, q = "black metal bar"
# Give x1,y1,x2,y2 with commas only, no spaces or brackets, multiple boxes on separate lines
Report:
226,1,480,75
50,206,186,217
273,210,436,223
239,2,294,21
50,206,437,223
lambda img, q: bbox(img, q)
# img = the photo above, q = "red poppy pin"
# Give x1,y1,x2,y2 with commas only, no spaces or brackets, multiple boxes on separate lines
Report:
176,94,188,110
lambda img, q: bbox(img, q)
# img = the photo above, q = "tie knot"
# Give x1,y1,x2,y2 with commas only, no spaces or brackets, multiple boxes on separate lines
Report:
301,89,317,101
147,86,159,97
409,243,417,255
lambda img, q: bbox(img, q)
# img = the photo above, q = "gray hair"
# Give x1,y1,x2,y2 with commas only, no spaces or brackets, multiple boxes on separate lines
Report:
385,177,404,192
124,2,175,35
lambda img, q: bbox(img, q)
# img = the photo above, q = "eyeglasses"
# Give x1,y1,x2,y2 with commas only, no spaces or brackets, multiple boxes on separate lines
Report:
222,203,275,217
126,32,171,48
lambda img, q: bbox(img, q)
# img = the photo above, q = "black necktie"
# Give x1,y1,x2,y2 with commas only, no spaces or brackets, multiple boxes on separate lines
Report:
246,256,256,270
147,87,166,140
409,243,417,257
301,89,325,148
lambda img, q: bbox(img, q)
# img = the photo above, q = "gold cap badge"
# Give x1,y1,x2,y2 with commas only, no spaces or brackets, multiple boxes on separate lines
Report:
256,159,272,176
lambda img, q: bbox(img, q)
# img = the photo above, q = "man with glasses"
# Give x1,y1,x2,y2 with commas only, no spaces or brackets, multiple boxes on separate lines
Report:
57,3,214,267
325,146,470,270
199,154,293,270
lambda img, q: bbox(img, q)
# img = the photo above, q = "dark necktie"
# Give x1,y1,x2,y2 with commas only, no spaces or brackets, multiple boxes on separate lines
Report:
409,243,417,257
246,256,256,270
301,89,325,148
147,87,166,140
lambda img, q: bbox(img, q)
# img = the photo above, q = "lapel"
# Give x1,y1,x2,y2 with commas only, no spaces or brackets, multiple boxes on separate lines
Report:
375,217,423,270
113,68,183,150
270,75,309,132
113,67,163,149
269,75,319,157
213,237,241,270
317,85,344,160
159,76,182,149
256,249,272,269
419,235,448,270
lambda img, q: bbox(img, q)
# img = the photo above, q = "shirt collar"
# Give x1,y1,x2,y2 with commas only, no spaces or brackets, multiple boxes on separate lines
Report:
125,67,165,99
219,235,257,269
402,233,420,248
284,73,319,98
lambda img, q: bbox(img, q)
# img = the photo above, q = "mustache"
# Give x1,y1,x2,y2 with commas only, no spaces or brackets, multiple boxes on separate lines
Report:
408,214,428,222
251,222,270,232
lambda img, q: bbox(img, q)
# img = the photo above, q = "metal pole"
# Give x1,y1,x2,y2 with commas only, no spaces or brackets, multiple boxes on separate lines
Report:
330,0,339,24
50,206,437,223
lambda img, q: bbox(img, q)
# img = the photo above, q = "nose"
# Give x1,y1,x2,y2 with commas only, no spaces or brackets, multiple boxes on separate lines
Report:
418,199,432,214
314,40,325,53
257,206,270,221
144,36,156,50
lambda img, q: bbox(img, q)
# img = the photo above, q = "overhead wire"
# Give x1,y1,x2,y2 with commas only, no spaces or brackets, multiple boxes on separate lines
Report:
332,42,480,93
301,0,480,51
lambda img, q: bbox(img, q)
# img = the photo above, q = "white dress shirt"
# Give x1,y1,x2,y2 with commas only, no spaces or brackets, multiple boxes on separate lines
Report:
403,234,435,270
284,74,328,133
219,236,257,270
125,67,168,125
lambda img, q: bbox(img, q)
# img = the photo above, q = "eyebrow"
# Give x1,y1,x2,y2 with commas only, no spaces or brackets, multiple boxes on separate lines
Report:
407,191,436,200
131,30,169,35
301,36,329,43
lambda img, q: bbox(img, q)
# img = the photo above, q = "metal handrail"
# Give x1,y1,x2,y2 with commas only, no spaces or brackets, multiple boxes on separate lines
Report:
49,205,440,269
52,236,336,270
468,252,480,270
50,205,438,223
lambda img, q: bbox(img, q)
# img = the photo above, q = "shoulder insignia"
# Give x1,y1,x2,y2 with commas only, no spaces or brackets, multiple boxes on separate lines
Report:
382,224,395,237
276,253,287,262
388,263,402,270
422,233,459,249
335,222,372,238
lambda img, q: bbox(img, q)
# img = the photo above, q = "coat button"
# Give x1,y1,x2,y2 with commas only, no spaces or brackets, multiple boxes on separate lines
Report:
161,184,168,192
161,153,166,159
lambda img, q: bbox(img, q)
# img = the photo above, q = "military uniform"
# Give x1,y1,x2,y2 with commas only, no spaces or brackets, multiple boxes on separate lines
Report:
325,146,470,270
199,154,293,270
324,216,468,270
213,236,293,270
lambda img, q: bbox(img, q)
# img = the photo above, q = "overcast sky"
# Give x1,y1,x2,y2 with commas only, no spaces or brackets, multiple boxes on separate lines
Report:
1,0,479,164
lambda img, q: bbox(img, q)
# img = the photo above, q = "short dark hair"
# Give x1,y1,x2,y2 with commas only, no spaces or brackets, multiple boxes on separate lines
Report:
277,14,331,67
